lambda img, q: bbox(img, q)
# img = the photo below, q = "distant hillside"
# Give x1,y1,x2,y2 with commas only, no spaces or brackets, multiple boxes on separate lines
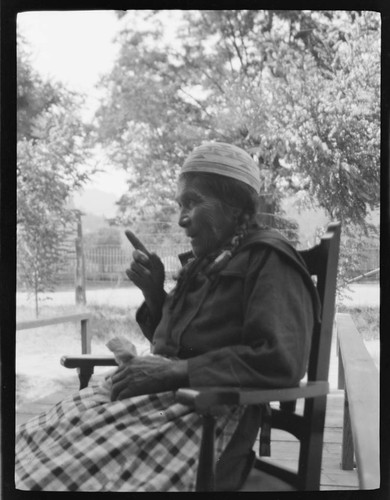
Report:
81,213,111,234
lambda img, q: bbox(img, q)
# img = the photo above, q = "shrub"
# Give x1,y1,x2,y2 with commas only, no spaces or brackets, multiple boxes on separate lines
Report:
337,305,379,341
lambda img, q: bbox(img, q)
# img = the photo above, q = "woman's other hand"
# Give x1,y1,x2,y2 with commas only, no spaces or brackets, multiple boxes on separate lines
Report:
110,356,189,401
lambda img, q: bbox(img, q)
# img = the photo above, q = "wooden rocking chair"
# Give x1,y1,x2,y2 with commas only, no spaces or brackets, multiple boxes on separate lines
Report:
61,221,341,492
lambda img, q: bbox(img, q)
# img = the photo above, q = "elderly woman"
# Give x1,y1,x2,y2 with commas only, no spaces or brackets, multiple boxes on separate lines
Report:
15,142,319,492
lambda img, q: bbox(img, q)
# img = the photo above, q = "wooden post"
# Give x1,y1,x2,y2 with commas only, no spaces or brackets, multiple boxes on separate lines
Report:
75,215,86,305
80,318,91,354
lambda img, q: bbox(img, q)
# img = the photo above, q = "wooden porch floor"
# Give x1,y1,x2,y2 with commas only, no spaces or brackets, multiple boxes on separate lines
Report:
255,390,359,490
15,383,359,491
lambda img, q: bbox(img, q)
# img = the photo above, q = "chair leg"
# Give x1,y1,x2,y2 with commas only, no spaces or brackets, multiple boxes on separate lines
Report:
196,415,216,491
298,396,327,490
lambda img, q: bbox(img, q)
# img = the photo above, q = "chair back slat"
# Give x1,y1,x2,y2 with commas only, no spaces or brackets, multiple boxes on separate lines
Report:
299,222,341,382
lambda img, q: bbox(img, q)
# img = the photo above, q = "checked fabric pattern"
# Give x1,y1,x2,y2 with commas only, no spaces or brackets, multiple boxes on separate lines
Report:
15,381,244,492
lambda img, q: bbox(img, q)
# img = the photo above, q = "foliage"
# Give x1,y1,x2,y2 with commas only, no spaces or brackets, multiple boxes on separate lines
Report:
96,10,379,240
17,35,94,315
17,34,62,142
314,220,379,295
83,227,123,249
279,12,380,227
94,10,380,292
337,305,379,341
17,222,73,317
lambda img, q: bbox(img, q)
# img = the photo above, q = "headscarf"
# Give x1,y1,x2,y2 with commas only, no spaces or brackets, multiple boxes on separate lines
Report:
181,142,261,194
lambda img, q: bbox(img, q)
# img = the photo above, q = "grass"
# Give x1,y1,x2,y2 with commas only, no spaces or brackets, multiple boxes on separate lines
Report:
337,304,379,341
16,301,146,344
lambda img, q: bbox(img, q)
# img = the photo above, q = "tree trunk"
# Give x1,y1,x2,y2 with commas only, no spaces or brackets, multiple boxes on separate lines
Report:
75,217,86,305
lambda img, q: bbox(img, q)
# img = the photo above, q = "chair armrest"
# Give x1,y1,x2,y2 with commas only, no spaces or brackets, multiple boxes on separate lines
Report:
176,381,329,414
61,355,118,369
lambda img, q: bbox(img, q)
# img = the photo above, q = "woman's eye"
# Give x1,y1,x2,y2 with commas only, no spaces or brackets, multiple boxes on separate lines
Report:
181,198,197,209
187,199,196,208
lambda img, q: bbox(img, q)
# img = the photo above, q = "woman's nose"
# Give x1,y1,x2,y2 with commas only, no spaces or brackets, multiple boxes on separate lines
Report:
178,209,190,228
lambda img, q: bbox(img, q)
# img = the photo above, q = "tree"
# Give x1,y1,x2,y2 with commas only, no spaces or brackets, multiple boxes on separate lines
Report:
83,227,123,249
17,35,94,314
17,216,73,317
96,10,380,276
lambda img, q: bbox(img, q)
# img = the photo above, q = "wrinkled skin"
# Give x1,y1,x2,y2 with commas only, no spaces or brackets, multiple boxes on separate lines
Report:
112,174,241,400
111,355,188,400
175,176,240,257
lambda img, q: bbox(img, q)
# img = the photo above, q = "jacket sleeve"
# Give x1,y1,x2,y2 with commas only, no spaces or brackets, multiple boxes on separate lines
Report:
135,292,167,342
187,249,315,389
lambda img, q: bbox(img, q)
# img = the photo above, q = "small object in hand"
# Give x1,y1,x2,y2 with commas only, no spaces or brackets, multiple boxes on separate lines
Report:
106,336,138,365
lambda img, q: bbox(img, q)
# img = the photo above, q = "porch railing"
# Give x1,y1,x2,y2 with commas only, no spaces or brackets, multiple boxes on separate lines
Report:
336,312,379,489
16,313,92,354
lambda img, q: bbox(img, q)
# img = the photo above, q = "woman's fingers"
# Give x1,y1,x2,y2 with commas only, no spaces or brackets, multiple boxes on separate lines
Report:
133,249,150,266
130,260,149,275
125,230,151,257
111,379,127,401
111,366,129,400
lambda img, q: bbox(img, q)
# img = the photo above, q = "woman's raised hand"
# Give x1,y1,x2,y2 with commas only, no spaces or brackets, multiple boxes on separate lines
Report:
125,230,165,305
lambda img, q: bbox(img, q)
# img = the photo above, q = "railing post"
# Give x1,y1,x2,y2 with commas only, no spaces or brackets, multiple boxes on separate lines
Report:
341,388,355,470
81,318,91,354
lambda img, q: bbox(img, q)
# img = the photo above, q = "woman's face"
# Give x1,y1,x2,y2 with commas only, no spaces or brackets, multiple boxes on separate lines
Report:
175,176,237,257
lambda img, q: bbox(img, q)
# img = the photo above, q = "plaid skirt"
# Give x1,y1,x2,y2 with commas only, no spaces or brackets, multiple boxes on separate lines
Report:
15,378,244,492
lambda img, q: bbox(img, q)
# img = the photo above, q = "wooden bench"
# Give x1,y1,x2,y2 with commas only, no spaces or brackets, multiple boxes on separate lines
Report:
16,313,92,354
337,312,379,489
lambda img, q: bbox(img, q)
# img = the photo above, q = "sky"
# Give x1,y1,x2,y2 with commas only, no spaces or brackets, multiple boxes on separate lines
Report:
17,11,119,103
17,10,129,215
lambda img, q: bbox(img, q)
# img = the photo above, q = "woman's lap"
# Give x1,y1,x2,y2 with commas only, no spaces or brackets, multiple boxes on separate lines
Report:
15,382,242,491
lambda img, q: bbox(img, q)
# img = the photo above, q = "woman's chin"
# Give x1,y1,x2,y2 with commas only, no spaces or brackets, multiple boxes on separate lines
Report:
190,240,206,258
190,245,201,258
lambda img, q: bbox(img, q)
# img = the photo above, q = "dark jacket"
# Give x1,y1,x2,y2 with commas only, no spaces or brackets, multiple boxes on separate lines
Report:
136,228,319,490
